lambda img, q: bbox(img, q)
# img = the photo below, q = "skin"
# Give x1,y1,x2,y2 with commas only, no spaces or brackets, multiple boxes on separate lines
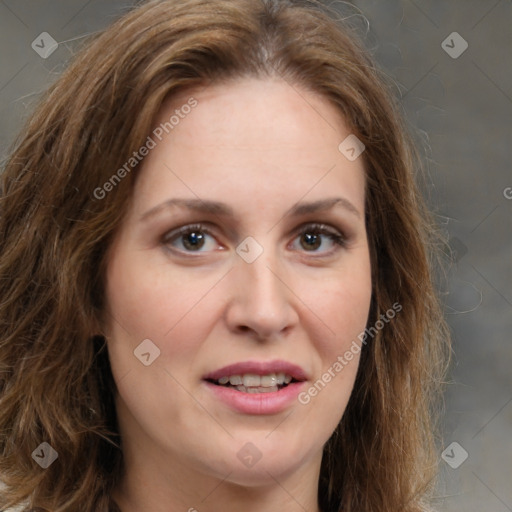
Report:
105,77,372,512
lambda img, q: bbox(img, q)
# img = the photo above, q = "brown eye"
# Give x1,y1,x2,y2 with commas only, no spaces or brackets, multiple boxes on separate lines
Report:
180,230,206,251
292,223,346,254
163,224,220,253
300,232,322,251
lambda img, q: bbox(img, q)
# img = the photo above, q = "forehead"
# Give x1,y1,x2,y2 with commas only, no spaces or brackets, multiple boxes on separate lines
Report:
157,78,350,153
131,78,366,217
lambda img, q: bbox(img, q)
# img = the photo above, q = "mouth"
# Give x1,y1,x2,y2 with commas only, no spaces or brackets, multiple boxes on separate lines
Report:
202,360,308,415
203,360,308,394
205,372,300,393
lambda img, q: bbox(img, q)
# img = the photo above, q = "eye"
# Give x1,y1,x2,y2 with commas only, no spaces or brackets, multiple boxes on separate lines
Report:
162,222,347,256
162,223,222,253
290,223,347,254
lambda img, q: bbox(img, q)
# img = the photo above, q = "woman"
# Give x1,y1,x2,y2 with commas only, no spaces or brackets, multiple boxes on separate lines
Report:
0,0,450,511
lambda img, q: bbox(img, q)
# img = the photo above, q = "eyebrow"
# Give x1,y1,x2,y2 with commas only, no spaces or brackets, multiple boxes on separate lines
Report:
140,196,361,222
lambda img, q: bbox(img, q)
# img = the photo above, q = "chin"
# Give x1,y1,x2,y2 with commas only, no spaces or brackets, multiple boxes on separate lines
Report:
214,458,303,488
197,435,315,487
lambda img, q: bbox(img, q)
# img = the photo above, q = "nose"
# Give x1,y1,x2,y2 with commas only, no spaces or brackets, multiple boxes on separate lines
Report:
224,248,299,341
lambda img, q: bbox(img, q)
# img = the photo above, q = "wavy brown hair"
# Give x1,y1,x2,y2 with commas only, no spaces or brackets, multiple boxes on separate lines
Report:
0,0,450,511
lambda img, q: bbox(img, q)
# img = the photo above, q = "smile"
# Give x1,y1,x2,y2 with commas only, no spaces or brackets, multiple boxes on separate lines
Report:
209,372,295,393
203,360,308,414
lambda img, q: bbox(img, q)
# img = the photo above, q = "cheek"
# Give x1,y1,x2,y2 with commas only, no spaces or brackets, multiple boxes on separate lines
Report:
298,276,371,426
306,255,372,356
290,252,371,416
105,243,206,334
103,247,223,375
103,251,218,427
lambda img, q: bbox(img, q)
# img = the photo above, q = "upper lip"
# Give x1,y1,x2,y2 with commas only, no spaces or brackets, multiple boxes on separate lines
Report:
203,359,309,382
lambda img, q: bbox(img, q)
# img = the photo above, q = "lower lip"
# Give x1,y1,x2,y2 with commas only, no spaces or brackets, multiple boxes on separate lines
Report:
203,380,306,415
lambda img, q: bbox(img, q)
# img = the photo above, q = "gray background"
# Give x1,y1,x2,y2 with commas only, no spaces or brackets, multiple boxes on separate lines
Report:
0,1,510,510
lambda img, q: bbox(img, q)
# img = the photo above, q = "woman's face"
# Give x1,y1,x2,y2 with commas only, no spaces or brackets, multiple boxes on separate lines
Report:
104,78,372,490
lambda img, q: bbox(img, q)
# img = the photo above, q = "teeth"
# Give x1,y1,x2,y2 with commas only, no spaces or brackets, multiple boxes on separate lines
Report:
242,374,261,387
216,373,294,388
236,385,279,393
261,374,278,386
229,375,243,385
260,385,278,392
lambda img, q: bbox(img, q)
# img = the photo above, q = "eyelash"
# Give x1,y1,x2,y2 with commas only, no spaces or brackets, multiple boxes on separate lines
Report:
162,222,347,256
